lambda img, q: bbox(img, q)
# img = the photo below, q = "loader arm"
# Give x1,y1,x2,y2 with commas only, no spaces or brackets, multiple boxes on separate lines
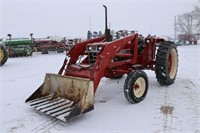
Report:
91,34,138,92
58,36,106,75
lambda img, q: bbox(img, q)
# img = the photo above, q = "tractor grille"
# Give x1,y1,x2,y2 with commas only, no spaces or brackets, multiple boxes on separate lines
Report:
87,45,102,64
88,52,98,63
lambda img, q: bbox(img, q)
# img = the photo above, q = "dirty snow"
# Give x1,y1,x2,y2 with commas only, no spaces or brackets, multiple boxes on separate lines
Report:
0,45,200,133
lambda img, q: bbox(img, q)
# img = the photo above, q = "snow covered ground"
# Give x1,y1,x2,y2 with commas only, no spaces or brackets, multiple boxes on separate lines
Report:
0,45,200,133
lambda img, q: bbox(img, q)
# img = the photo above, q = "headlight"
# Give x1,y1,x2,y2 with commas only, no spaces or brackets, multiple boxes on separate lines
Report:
97,46,103,51
146,40,150,43
88,46,92,51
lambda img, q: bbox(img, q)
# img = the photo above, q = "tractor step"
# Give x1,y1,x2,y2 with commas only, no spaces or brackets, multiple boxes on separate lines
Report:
27,95,74,122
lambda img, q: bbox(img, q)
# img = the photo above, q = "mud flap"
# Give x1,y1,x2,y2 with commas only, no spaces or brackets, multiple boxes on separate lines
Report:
25,73,94,122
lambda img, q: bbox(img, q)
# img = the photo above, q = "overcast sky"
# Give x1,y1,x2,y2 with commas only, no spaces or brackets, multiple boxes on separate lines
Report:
1,0,198,39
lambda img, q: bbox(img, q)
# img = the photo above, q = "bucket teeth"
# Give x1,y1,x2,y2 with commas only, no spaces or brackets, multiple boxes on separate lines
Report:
28,95,52,104
27,94,74,122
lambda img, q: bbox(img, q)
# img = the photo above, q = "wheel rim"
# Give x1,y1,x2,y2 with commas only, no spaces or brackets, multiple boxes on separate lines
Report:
133,77,146,98
168,48,178,79
0,49,4,61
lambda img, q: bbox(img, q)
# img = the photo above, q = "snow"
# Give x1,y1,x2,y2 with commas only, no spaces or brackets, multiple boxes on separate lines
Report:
1,45,200,133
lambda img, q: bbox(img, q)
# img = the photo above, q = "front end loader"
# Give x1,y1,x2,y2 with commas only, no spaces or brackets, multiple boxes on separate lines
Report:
26,5,178,122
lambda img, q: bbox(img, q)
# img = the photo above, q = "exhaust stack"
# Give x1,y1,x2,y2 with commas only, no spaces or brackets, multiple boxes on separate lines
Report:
103,5,112,42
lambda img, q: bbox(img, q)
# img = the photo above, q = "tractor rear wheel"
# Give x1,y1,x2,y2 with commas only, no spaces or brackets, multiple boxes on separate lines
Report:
124,70,148,104
155,41,178,86
0,45,8,66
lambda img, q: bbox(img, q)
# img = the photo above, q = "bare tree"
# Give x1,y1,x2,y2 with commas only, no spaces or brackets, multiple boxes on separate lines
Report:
176,12,194,35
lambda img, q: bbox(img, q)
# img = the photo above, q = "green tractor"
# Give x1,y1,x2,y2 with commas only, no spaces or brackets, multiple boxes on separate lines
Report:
0,43,8,66
3,34,33,57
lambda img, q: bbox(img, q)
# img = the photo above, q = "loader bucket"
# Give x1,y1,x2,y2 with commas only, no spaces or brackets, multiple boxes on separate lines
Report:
25,73,94,122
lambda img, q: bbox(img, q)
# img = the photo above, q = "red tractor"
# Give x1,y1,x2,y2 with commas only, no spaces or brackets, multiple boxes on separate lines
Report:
26,5,178,122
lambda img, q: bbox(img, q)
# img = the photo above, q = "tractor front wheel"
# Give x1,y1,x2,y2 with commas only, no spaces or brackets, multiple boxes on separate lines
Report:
0,45,8,66
155,41,178,86
124,70,148,104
